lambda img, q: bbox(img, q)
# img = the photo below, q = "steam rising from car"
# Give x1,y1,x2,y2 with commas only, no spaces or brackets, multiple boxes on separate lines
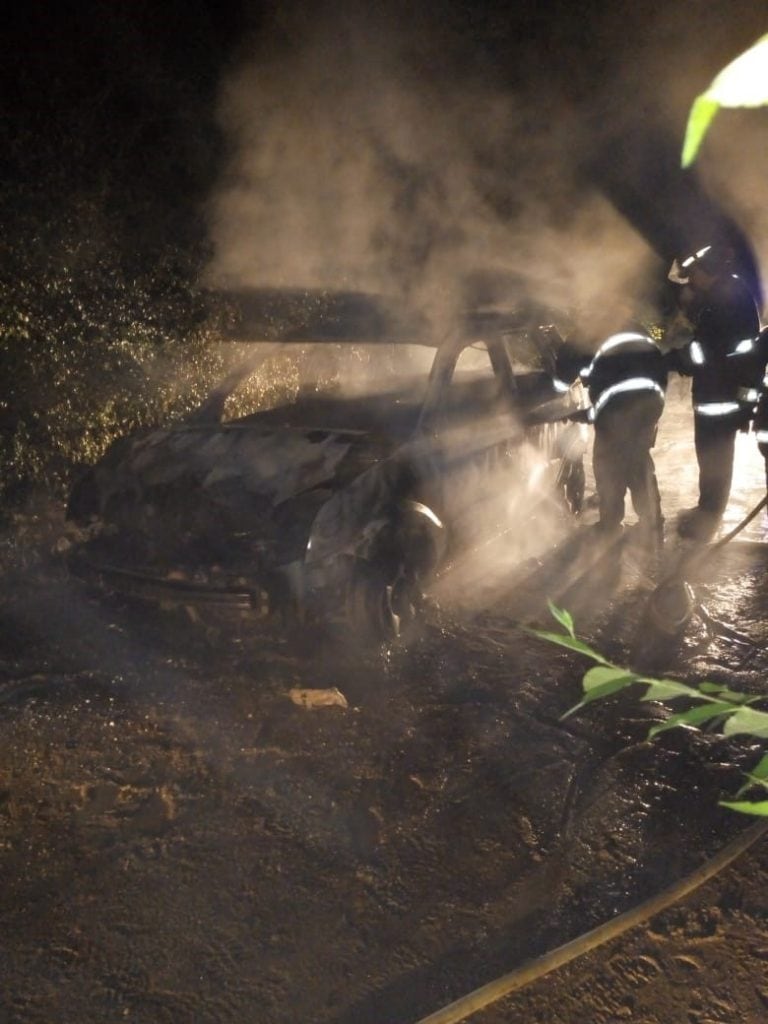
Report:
203,2,657,333
206,1,768,332
196,3,768,609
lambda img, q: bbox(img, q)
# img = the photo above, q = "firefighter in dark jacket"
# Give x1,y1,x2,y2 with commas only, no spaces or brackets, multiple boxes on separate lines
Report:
667,244,763,541
751,357,768,490
558,325,667,551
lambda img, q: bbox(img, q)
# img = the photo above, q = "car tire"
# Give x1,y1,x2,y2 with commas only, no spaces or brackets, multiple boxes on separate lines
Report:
563,457,586,514
346,557,422,645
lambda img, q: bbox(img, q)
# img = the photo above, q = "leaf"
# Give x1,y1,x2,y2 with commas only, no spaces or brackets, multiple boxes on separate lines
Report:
698,682,724,694
547,600,574,637
681,34,768,167
722,706,768,740
698,685,752,705
640,679,702,702
706,34,768,107
719,800,768,817
647,702,737,738
748,753,768,781
525,628,611,664
681,95,720,168
560,677,638,720
582,665,639,692
735,774,768,799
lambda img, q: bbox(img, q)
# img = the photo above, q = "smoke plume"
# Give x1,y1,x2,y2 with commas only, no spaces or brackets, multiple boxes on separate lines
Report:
205,2,659,333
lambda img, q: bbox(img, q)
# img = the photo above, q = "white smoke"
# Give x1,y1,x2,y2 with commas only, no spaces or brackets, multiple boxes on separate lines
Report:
204,2,657,331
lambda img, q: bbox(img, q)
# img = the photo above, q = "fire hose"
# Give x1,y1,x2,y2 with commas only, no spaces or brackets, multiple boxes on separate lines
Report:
647,493,768,634
412,815,768,1024
680,493,768,564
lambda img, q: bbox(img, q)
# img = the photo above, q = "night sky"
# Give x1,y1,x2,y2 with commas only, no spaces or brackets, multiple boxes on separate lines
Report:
4,1,768,312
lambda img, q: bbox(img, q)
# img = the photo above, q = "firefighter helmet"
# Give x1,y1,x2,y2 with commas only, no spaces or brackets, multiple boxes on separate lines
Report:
669,244,732,284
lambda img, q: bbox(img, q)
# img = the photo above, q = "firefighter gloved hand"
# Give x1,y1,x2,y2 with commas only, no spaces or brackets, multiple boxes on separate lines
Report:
536,324,564,344
562,409,590,424
664,345,695,376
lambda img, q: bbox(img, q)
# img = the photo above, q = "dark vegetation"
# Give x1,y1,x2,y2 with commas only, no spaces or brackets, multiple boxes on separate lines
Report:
0,2,253,509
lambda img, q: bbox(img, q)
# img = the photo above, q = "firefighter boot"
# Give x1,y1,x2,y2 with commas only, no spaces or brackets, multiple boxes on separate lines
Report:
677,506,720,542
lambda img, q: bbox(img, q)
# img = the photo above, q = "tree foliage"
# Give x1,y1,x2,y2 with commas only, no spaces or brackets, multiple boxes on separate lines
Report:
0,5,239,506
681,33,768,167
528,602,768,816
0,177,235,503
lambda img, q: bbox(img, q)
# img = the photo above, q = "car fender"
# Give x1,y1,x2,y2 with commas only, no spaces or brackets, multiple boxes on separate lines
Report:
351,498,447,572
305,444,445,574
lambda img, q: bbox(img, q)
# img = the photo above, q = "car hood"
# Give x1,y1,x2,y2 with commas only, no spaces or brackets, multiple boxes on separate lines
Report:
124,423,395,505
68,419,401,534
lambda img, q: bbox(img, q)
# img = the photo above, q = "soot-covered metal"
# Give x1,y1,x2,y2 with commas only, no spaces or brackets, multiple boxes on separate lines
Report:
66,293,587,642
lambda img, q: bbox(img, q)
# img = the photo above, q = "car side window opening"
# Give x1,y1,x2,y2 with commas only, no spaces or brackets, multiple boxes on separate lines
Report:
420,337,525,431
503,329,549,374
442,342,505,418
221,342,435,424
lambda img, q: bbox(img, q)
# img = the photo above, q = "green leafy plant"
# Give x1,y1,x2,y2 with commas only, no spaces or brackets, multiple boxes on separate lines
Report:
527,601,768,816
682,33,768,167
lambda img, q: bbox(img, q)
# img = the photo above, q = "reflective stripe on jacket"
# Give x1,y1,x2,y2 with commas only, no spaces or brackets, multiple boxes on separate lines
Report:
684,275,762,404
589,378,665,422
580,331,667,423
693,401,744,418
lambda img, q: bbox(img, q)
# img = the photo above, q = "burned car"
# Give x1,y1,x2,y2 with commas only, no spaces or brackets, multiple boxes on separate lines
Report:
67,290,586,642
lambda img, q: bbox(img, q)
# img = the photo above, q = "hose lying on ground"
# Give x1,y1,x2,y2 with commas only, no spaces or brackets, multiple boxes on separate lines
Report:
711,493,768,549
672,494,768,578
411,816,768,1024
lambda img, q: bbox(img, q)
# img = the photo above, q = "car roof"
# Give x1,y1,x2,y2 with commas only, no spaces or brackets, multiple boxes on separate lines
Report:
216,287,538,347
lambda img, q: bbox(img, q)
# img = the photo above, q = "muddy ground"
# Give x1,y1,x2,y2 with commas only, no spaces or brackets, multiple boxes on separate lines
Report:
2,388,768,1024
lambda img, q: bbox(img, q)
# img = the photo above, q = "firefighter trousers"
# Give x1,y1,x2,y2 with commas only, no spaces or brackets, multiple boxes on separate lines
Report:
692,412,743,517
592,392,663,538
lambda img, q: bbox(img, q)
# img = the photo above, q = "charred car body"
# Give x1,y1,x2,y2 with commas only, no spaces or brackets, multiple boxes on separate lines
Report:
67,290,586,642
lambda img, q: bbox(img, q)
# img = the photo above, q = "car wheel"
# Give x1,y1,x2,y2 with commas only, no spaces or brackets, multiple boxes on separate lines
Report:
554,455,585,515
563,457,586,514
346,558,422,644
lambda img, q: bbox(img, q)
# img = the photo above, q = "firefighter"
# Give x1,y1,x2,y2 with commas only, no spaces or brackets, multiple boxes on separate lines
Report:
751,356,768,490
667,244,763,541
557,322,668,553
